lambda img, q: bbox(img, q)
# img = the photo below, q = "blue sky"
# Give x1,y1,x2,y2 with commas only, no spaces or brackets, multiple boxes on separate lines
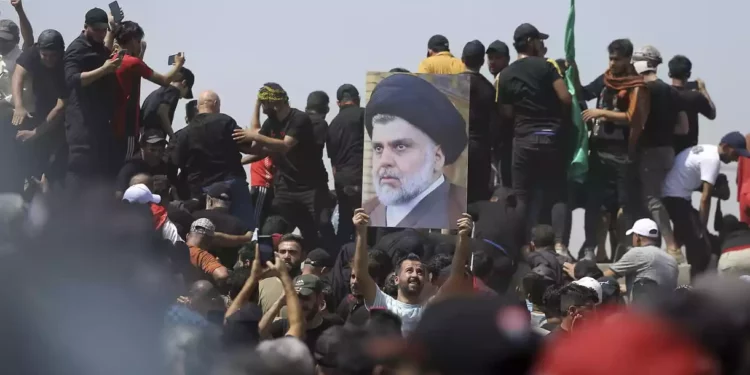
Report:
7,0,742,252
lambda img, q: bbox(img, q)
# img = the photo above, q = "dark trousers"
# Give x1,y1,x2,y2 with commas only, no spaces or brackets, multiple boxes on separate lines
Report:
512,134,568,244
664,197,712,277
468,145,492,204
272,187,334,251
493,143,513,189
251,185,274,231
334,183,361,247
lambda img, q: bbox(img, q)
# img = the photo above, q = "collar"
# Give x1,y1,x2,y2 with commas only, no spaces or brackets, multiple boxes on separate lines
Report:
433,51,454,58
386,175,444,226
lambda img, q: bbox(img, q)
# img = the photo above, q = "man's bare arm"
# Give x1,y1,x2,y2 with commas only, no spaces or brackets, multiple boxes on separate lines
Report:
434,214,474,301
699,181,714,228
353,208,377,305
157,104,175,138
12,0,33,50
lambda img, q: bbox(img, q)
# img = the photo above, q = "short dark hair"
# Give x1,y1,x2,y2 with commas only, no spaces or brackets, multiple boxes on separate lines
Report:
227,267,251,299
396,253,422,272
389,67,410,73
471,249,493,279
367,249,393,286
559,283,599,317
238,245,254,263
306,90,329,114
607,38,633,58
531,225,555,248
260,215,291,235
278,233,303,250
522,272,558,307
425,253,453,281
185,100,198,123
542,285,564,318
668,55,692,80
462,55,484,71
115,21,145,46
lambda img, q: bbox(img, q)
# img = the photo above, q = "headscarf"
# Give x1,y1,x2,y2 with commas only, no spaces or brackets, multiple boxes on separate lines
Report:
604,65,645,100
257,84,288,102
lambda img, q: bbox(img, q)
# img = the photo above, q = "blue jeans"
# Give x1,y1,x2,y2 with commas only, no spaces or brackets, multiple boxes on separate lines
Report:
226,179,255,230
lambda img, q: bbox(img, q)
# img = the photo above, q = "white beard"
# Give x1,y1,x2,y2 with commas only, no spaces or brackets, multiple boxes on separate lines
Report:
373,148,437,206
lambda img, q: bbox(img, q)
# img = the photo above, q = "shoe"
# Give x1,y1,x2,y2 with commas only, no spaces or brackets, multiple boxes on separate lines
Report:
667,248,685,264
555,244,575,263
578,247,597,262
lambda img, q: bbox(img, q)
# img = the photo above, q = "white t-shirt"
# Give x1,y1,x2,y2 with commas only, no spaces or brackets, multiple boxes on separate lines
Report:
662,144,721,200
366,287,423,336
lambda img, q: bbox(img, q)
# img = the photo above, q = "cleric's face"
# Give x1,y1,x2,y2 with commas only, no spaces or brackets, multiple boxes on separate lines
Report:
370,115,443,206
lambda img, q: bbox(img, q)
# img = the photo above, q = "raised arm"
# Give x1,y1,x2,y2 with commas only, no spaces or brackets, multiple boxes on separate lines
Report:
11,0,33,50
225,244,272,321
352,208,377,305
696,79,716,120
433,214,474,301
147,53,185,87
278,256,304,338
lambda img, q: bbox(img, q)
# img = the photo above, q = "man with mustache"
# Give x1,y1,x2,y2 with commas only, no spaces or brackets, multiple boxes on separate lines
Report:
363,73,468,229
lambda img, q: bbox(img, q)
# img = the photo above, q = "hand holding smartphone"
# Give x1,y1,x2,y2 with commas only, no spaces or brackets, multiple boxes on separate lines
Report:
109,1,124,23
168,54,176,66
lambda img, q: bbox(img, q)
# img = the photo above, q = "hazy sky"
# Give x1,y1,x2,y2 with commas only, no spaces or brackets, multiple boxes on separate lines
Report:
6,0,743,252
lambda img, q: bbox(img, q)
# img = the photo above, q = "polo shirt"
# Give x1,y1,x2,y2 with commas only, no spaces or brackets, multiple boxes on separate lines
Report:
417,51,465,74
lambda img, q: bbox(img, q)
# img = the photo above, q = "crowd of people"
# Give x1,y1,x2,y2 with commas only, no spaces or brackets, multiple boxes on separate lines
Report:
2,1,750,375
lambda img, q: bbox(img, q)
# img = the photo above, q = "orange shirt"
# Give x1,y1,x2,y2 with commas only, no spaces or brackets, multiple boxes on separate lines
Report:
189,246,223,275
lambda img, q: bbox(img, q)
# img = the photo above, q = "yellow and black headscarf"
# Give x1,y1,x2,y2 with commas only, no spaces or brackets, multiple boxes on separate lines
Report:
258,83,288,102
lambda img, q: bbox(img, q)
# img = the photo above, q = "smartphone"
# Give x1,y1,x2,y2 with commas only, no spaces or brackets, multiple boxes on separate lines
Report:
108,1,123,23
258,235,275,264
168,54,177,66
685,81,698,90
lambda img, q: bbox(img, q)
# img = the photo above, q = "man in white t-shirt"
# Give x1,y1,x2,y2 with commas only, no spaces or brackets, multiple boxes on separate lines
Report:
662,131,750,277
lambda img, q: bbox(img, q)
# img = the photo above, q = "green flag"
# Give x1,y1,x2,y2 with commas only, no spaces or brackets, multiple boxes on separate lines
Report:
564,0,589,183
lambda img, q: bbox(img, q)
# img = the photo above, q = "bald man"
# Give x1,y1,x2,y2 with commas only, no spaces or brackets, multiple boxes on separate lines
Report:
170,90,256,228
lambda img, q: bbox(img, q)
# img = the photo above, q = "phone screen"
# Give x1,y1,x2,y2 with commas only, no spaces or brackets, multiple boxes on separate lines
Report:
168,54,176,66
108,2,123,23
257,236,275,264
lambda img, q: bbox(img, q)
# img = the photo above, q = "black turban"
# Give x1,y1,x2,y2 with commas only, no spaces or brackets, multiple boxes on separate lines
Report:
365,74,468,165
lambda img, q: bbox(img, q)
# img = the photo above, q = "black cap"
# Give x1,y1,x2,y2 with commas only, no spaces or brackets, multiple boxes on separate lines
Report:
0,20,19,42
305,248,332,268
598,276,621,303
206,182,231,200
365,74,468,165
513,23,549,42
306,90,329,108
140,129,167,144
462,40,485,59
84,8,109,28
427,34,450,52
720,131,750,158
37,29,65,51
179,67,195,99
336,84,360,101
487,40,510,57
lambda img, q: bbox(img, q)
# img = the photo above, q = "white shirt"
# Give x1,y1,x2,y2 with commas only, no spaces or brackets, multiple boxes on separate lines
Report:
367,286,423,336
663,145,721,200
0,45,22,104
386,175,444,226
161,219,185,245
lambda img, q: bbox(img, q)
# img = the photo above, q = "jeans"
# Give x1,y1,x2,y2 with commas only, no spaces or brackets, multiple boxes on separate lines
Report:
226,179,255,230
512,134,568,244
639,147,675,247
664,197,711,277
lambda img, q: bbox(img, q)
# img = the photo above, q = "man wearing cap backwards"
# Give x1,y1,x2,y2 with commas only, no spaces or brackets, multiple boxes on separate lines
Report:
363,73,468,229
602,218,678,300
629,45,689,262
662,132,750,277
11,29,67,190
305,90,330,162
63,7,127,187
233,83,331,250
496,23,572,250
122,183,184,245
115,129,174,197
186,218,229,283
417,34,465,74
460,40,497,203
140,66,194,139
327,83,365,244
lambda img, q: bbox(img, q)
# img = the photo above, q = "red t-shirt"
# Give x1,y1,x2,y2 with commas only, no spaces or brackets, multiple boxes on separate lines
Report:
738,134,750,224
114,55,154,139
250,156,274,188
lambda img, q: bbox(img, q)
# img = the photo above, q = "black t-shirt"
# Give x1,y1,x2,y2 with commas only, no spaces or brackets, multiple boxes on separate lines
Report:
497,57,565,137
326,105,364,187
115,154,173,193
141,86,181,131
640,79,684,148
270,313,344,352
16,44,66,119
309,113,328,160
171,113,247,198
461,71,497,153
672,86,713,153
259,108,328,191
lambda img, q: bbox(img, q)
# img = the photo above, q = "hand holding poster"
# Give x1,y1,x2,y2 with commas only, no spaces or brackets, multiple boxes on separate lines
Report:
361,72,469,230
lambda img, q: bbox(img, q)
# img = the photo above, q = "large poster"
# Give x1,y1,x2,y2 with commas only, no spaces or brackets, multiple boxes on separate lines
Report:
361,72,469,230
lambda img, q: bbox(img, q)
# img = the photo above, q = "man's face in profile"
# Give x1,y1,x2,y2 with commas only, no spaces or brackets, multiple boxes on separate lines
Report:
371,116,443,206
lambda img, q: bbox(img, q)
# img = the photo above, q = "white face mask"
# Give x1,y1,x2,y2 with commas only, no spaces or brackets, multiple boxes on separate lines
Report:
633,60,653,74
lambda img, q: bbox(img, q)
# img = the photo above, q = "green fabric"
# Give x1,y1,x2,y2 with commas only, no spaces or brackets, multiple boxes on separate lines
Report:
564,0,589,183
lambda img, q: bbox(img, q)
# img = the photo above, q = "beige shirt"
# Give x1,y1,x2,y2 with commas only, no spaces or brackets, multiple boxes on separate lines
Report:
258,277,284,315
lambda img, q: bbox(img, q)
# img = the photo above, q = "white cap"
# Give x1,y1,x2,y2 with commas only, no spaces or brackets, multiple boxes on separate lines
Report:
626,218,659,238
573,277,603,305
122,184,161,204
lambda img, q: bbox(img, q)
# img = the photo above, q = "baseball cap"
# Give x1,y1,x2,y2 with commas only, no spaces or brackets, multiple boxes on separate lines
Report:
573,277,603,305
0,19,19,42
122,184,161,204
427,34,450,51
720,131,750,158
513,23,549,42
293,274,324,296
462,40,485,59
84,8,109,29
140,129,166,144
179,67,195,99
626,218,660,238
306,90,329,109
37,29,64,51
598,276,621,303
190,218,215,236
336,84,360,101
304,248,332,268
486,40,510,56
632,45,663,63
205,182,231,201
